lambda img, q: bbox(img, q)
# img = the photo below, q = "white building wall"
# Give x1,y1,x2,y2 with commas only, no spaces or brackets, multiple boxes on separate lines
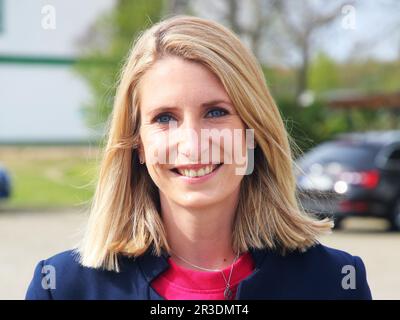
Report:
0,0,115,143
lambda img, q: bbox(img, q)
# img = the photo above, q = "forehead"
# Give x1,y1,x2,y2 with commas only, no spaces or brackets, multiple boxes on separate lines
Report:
138,56,231,110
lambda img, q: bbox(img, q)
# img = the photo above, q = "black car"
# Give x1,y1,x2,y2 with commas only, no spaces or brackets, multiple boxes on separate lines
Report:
0,163,11,200
296,130,400,231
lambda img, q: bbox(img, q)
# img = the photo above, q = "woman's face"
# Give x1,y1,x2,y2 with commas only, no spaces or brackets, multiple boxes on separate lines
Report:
138,56,248,208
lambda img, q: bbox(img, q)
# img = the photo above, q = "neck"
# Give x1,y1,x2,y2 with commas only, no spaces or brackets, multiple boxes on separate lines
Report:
160,189,240,271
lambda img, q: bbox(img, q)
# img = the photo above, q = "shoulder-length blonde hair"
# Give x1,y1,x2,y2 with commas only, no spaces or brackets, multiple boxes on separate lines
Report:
76,15,333,272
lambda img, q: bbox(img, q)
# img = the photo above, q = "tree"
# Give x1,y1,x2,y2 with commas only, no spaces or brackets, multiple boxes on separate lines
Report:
194,0,281,60
194,0,351,99
275,0,351,99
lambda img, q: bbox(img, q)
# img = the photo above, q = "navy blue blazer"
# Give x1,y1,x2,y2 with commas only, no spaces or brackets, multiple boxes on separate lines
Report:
25,242,372,300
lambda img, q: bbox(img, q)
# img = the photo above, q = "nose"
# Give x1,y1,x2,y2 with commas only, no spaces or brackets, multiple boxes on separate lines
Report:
177,119,202,161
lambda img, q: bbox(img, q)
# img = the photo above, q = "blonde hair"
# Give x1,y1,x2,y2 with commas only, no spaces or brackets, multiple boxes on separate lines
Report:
76,15,333,272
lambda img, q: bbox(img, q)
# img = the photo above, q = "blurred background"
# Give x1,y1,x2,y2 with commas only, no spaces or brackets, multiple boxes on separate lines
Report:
0,0,399,299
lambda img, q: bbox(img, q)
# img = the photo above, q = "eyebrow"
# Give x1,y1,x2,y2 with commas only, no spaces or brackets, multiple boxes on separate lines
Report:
145,99,233,118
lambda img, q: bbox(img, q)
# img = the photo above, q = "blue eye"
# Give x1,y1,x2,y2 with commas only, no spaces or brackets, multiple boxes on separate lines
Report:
155,114,175,124
154,108,228,124
206,108,228,118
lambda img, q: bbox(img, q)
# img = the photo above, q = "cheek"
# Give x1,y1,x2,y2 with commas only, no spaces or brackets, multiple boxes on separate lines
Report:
225,127,249,168
225,128,252,177
224,162,245,183
140,130,174,187
141,129,171,165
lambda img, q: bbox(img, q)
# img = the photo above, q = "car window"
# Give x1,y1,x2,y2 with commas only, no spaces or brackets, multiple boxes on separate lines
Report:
385,147,400,170
388,148,400,160
298,141,381,171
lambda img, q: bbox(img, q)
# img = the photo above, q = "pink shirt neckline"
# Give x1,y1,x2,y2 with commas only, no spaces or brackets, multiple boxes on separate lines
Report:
151,251,255,299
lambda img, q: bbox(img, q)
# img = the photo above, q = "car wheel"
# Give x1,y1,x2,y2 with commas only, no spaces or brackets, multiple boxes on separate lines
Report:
389,200,400,232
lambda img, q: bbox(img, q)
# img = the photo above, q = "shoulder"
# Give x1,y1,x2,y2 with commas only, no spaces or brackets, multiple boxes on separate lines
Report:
25,249,93,300
297,243,372,299
255,242,372,299
299,242,364,266
25,249,144,300
303,242,371,287
264,242,365,269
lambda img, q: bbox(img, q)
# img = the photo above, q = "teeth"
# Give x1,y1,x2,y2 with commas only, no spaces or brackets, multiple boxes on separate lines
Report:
177,165,218,177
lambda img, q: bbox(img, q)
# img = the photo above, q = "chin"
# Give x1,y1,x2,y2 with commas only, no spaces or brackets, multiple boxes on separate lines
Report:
173,191,225,208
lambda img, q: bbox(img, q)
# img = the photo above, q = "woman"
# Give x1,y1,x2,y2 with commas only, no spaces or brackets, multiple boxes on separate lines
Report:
26,15,372,300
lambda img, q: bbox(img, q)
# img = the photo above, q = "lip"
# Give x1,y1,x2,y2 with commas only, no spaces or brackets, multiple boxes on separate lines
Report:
170,163,223,184
172,163,221,170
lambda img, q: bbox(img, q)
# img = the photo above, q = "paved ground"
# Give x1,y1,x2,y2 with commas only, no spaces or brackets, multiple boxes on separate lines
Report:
0,208,87,300
0,209,399,300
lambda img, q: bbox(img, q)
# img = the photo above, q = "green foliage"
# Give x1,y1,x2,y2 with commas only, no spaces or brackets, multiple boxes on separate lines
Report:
271,52,400,155
262,65,297,98
337,59,400,93
277,99,336,155
278,98,400,157
309,52,339,93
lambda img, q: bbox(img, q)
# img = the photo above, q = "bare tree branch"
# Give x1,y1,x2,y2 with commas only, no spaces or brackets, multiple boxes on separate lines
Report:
276,0,353,97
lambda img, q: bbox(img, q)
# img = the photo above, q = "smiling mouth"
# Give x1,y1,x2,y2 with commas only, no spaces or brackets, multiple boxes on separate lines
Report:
170,163,223,178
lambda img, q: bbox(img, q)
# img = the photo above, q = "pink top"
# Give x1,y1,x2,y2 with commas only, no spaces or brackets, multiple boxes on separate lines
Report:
151,252,255,300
